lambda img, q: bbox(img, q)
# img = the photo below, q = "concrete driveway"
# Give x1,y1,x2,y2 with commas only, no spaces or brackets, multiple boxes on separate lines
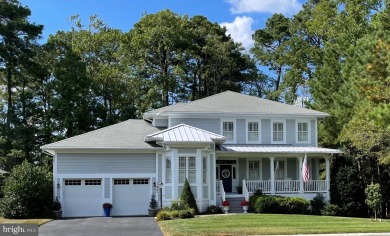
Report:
39,217,163,236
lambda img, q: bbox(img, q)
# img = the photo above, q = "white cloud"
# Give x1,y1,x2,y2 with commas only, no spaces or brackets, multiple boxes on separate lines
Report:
226,0,302,15
220,16,254,50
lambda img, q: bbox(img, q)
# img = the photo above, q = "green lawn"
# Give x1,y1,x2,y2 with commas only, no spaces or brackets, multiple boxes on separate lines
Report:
158,214,390,236
0,217,52,225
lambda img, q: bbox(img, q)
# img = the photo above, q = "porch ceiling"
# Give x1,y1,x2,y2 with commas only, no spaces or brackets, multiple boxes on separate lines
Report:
218,145,342,154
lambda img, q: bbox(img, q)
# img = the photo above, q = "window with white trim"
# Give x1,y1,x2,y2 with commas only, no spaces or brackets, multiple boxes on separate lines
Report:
85,179,101,185
179,156,196,184
297,122,309,142
133,179,149,185
65,180,81,186
165,157,172,183
272,122,284,142
223,122,234,141
248,161,260,180
202,156,207,184
247,122,259,142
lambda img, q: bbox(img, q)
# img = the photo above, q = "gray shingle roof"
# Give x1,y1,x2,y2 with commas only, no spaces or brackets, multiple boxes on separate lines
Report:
41,119,162,151
145,91,329,117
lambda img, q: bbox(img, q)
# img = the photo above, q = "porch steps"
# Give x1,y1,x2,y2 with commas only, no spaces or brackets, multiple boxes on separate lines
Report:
226,195,245,213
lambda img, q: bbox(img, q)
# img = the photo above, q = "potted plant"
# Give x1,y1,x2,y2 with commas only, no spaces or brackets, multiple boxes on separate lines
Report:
102,203,112,217
240,200,250,213
221,200,230,214
53,197,62,219
148,194,158,217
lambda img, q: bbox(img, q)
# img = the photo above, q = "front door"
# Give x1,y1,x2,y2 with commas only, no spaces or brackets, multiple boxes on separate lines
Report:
220,165,232,192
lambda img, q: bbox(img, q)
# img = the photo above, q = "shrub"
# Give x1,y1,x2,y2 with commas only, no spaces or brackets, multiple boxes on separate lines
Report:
249,189,263,212
285,197,310,214
254,195,309,214
149,194,158,209
53,197,61,211
310,193,325,215
1,161,52,219
321,204,341,216
255,196,281,213
206,205,222,214
180,178,198,214
156,200,195,221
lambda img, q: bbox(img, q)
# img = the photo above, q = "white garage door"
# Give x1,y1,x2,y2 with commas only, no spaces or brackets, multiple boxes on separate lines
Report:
63,179,102,217
112,178,151,216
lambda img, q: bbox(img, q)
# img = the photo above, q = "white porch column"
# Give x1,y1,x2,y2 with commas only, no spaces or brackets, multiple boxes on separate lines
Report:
172,149,179,199
196,150,203,200
269,157,275,194
325,156,330,192
298,156,304,194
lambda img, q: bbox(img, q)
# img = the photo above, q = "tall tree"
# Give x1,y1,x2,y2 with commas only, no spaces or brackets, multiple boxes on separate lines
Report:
251,14,291,101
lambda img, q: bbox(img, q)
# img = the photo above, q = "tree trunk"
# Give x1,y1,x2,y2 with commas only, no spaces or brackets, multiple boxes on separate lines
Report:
7,67,13,129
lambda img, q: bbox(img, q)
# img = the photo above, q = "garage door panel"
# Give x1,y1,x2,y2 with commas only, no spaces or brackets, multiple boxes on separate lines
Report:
112,178,150,216
63,180,102,217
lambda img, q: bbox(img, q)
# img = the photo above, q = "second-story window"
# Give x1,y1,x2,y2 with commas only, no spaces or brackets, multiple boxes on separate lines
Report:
248,122,259,142
297,122,309,142
223,122,234,141
273,122,284,142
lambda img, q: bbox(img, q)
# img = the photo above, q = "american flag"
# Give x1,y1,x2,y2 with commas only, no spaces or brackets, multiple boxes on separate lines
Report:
302,154,309,183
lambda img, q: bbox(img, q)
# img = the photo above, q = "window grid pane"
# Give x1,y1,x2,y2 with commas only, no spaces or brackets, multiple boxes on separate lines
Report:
223,122,234,141
249,161,260,180
298,123,309,142
273,122,284,142
166,158,172,183
248,122,259,142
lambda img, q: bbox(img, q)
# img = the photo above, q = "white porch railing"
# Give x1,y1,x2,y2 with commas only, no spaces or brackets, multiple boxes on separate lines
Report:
304,180,327,192
219,180,226,201
246,180,271,193
275,180,300,192
245,180,327,193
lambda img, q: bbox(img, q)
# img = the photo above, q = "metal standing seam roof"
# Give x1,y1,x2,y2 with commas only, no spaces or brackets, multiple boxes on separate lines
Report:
145,124,227,144
219,145,342,154
144,91,329,118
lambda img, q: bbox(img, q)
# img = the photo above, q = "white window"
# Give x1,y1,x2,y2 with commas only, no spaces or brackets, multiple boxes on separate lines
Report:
274,160,285,179
179,156,196,184
165,157,172,183
202,156,207,184
222,121,234,141
248,161,260,180
247,122,259,142
297,122,309,143
272,122,284,142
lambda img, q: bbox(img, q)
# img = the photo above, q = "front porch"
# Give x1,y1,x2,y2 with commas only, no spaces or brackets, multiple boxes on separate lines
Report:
215,155,331,204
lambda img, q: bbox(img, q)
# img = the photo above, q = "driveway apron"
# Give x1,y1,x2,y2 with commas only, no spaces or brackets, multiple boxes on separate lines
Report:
39,217,163,236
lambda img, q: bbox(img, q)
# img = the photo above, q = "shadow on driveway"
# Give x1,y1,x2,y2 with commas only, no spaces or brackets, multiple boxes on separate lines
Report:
39,216,163,236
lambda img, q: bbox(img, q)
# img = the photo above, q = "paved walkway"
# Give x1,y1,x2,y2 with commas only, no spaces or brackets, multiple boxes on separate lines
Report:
39,217,163,236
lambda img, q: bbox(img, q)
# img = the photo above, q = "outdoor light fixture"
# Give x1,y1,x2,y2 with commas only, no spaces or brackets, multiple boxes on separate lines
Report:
153,181,156,188
57,182,60,190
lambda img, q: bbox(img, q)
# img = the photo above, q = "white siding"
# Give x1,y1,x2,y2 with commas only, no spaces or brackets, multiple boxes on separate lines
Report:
261,119,271,144
57,153,156,174
286,119,295,144
236,119,246,144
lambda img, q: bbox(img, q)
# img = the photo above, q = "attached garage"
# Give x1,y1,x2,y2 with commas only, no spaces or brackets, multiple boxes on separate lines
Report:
63,179,103,217
112,178,151,216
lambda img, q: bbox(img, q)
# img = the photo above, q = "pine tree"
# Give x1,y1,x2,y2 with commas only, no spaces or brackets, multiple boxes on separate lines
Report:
180,178,198,214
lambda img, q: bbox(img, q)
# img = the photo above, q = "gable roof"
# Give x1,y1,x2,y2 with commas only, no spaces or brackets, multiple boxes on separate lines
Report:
144,91,328,118
41,120,163,154
145,124,227,145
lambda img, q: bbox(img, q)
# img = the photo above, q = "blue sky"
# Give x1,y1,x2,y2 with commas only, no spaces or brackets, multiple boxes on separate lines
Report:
20,0,304,50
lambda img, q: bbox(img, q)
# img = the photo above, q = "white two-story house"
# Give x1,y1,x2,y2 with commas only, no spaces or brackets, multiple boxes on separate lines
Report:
42,91,341,217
